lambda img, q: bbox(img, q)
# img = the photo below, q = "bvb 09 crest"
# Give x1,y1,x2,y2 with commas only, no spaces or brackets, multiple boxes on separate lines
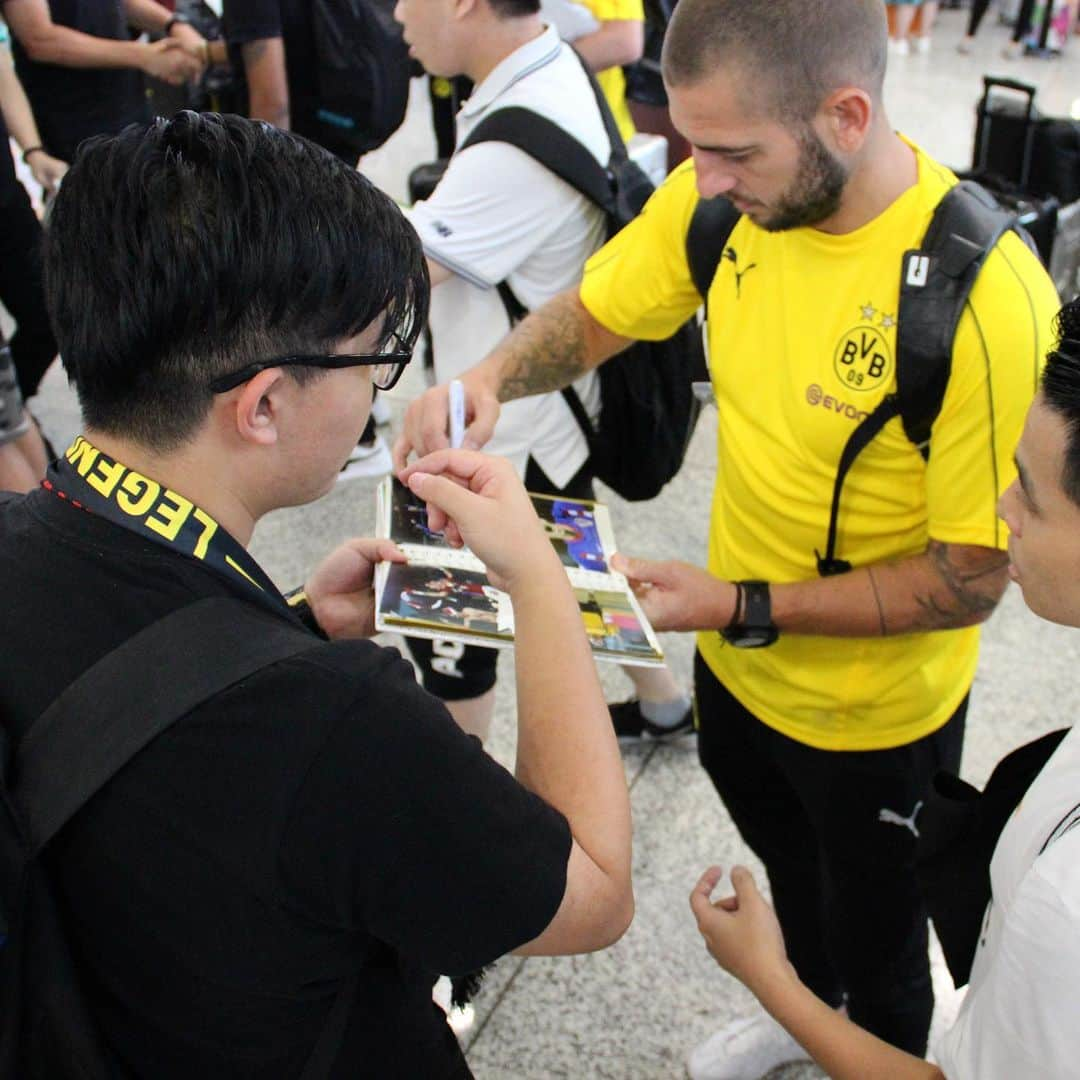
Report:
833,303,894,392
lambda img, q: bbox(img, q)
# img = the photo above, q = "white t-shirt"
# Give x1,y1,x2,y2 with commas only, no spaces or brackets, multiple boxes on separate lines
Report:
407,26,607,486
936,724,1080,1079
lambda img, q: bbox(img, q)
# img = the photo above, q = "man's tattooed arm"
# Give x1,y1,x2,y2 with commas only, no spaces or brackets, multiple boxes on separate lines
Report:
909,540,1011,631
494,289,632,403
770,540,1010,638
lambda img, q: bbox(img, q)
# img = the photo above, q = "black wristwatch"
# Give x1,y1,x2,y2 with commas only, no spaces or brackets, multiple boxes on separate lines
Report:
721,580,778,649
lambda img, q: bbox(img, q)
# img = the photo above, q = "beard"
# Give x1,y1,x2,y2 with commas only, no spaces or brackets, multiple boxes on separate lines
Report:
760,126,849,232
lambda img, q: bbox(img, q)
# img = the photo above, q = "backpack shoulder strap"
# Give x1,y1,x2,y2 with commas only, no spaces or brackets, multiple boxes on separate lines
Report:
896,179,1017,458
15,596,320,853
460,105,618,446
460,106,614,213
815,180,1017,576
685,196,741,302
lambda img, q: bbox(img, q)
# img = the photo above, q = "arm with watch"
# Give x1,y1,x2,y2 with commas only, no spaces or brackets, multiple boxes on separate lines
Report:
123,0,209,70
3,0,202,84
610,538,1009,644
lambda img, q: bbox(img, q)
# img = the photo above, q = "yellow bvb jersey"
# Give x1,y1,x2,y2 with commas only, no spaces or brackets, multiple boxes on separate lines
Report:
580,141,1061,751
578,0,642,143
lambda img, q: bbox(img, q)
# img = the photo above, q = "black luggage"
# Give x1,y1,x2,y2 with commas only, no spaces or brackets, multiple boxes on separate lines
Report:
964,75,1080,285
971,76,1080,205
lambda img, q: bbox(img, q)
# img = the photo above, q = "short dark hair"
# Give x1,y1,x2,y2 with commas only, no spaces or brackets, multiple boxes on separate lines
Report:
487,0,540,16
45,112,428,450
1039,297,1080,507
663,0,888,122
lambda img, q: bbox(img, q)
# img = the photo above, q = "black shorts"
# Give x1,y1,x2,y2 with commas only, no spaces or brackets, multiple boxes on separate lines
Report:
407,456,595,700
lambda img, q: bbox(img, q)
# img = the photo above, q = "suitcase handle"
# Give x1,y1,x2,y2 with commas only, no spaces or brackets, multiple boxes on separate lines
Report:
975,76,1039,185
981,76,1038,101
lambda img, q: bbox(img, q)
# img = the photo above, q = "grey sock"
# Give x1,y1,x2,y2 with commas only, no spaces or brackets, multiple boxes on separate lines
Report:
640,694,692,729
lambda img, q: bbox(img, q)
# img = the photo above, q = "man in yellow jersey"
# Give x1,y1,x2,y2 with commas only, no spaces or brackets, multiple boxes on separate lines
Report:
395,1,1060,1076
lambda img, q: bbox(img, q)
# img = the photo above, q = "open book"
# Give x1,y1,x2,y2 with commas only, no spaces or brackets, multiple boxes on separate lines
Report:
373,477,664,666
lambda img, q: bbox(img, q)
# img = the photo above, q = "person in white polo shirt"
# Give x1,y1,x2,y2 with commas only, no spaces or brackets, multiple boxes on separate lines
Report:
395,0,690,741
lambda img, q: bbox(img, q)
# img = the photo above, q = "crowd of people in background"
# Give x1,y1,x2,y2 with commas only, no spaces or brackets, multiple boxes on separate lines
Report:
1,1,1079,1079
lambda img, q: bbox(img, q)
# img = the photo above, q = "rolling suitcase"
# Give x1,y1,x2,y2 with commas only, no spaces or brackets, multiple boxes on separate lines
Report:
972,76,1080,205
967,76,1080,293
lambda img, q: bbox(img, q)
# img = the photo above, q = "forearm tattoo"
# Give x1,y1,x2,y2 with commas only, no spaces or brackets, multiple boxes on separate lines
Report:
497,294,590,403
912,540,1009,630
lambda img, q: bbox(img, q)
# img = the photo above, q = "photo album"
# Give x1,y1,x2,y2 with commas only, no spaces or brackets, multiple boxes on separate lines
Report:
373,477,664,666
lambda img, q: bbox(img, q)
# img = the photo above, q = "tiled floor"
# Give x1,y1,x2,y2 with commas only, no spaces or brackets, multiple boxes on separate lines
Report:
18,8,1080,1079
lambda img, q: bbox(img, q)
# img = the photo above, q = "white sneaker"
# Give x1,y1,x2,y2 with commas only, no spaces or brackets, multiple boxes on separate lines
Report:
686,1008,809,1080
337,433,392,482
915,34,932,54
956,36,973,54
888,37,910,56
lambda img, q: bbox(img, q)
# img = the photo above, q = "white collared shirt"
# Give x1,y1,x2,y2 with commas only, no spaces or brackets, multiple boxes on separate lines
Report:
407,26,607,485
935,724,1080,1078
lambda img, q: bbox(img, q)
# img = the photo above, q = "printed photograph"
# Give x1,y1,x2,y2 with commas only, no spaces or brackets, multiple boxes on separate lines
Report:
575,588,659,661
388,478,452,548
531,495,608,572
380,562,506,637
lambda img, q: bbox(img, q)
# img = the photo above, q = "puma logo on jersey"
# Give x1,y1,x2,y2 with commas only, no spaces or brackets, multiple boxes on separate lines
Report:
878,800,924,838
723,247,757,298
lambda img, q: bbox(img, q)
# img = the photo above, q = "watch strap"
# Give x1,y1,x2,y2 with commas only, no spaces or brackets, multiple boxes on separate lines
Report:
740,580,772,630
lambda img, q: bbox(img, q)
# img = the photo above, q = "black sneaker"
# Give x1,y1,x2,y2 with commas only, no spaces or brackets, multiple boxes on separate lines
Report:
609,699,695,744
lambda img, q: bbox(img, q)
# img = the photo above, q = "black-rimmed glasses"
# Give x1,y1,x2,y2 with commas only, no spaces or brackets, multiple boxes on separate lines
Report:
209,334,413,394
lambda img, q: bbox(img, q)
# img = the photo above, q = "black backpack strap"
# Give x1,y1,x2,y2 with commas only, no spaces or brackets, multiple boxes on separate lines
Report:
816,396,902,577
462,107,615,447
685,196,741,302
12,596,362,1078
896,180,1016,459
816,180,1016,576
460,106,615,213
15,596,320,853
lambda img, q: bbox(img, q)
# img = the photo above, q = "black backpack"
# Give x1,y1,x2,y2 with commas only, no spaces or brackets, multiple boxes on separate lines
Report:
310,0,411,156
460,56,728,502
686,179,1028,576
0,596,354,1079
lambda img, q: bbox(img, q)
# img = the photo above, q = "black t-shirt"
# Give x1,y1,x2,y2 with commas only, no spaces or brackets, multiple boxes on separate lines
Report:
0,487,571,1078
222,0,324,145
2,0,147,163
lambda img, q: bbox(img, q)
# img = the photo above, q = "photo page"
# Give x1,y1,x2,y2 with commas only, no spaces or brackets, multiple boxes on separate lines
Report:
374,478,664,665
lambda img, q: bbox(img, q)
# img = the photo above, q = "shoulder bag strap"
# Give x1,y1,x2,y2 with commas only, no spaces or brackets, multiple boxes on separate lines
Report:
896,179,1016,459
15,596,320,853
460,105,615,212
685,196,741,304
462,106,615,444
817,180,1017,575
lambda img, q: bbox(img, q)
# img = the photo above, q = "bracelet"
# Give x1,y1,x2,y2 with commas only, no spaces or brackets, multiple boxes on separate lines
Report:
21,145,45,164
